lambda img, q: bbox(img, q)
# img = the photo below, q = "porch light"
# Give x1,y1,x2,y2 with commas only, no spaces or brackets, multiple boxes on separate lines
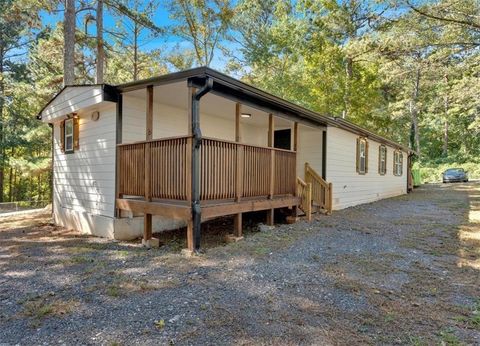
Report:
240,113,251,118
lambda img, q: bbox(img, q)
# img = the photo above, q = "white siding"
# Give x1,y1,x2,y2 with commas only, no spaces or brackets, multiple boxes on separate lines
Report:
326,126,408,210
122,96,268,146
53,103,117,220
41,86,106,122
296,125,324,178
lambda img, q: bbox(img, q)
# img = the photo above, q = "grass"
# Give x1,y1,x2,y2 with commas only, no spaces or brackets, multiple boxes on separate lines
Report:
455,298,480,330
20,294,80,326
406,335,427,346
102,272,181,298
438,329,462,345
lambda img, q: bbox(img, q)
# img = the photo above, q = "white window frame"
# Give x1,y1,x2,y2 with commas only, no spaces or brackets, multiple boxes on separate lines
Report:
65,118,74,153
358,138,367,174
379,145,387,175
394,150,403,176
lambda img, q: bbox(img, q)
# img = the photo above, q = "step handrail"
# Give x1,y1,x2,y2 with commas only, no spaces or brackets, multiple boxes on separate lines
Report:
304,163,332,214
296,177,312,221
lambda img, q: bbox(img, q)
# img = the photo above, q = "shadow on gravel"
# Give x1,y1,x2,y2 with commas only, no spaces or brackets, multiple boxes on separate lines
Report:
1,183,479,345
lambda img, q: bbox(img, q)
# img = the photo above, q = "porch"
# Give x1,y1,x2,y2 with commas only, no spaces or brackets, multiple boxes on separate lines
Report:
116,135,300,251
115,72,332,252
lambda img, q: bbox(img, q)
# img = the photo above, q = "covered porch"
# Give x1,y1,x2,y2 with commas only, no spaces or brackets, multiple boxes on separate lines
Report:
115,70,331,252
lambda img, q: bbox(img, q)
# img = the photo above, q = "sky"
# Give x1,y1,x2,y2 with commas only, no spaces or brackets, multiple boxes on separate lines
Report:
39,1,234,71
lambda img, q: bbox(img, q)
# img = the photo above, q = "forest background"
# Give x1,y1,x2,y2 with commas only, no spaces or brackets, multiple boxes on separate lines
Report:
1,0,479,203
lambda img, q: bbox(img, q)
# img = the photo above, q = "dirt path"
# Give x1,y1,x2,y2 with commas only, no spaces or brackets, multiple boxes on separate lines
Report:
0,183,479,345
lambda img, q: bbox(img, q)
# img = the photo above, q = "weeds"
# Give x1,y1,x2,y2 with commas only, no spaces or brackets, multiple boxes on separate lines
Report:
438,328,461,345
20,294,80,326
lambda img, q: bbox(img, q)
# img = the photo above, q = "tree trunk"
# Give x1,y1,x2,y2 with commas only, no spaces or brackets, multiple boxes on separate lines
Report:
342,56,353,119
133,21,138,81
443,120,448,157
96,0,104,84
0,48,4,202
409,68,421,156
12,170,17,201
8,145,14,201
38,174,42,202
442,74,449,157
64,0,76,85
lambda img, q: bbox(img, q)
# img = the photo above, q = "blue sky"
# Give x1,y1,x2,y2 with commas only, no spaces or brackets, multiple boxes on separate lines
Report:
40,2,233,71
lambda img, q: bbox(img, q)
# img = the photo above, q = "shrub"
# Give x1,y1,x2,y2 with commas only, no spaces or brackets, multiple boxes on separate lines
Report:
414,161,480,183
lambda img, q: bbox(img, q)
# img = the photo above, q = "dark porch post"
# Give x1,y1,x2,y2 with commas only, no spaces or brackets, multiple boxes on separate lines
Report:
266,113,275,225
322,130,327,180
189,78,213,252
291,121,298,218
142,85,156,247
114,93,123,218
234,102,243,238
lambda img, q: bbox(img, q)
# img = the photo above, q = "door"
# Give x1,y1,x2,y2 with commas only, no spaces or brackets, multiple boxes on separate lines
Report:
274,129,291,150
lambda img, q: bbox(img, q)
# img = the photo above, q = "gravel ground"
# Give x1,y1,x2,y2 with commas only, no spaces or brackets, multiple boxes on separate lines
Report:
0,182,479,345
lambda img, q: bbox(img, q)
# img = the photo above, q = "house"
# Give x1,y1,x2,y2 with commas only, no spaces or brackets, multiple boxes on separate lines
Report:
37,67,413,252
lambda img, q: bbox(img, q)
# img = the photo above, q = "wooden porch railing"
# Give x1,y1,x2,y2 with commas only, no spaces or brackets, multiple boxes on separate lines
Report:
117,136,297,202
305,162,332,214
296,177,312,221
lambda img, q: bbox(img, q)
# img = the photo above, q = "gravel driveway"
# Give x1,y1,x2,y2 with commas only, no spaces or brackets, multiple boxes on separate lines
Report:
1,182,479,345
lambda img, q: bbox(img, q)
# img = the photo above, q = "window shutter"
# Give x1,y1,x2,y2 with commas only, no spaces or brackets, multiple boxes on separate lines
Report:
378,145,381,174
60,120,65,153
385,148,387,174
73,117,80,150
400,153,403,175
365,140,369,173
356,137,360,172
393,151,397,176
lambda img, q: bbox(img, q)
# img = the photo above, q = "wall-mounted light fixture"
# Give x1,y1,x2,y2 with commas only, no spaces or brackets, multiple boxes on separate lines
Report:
240,113,252,118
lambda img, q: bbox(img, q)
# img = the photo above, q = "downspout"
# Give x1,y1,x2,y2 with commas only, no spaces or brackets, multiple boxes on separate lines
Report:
191,77,213,251
49,123,54,218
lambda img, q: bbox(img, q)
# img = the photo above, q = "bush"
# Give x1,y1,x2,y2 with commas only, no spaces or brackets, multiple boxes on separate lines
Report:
414,161,480,183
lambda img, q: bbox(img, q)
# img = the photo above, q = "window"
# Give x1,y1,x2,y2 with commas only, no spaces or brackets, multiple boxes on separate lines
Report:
356,137,368,174
61,115,78,153
394,150,403,176
378,145,387,175
64,118,74,153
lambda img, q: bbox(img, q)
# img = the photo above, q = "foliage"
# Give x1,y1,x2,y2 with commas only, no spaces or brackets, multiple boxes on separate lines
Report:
229,0,480,164
414,158,480,183
165,0,233,66
1,0,479,201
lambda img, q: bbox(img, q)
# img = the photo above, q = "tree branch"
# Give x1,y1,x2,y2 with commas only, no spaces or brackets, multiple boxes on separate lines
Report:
406,1,480,30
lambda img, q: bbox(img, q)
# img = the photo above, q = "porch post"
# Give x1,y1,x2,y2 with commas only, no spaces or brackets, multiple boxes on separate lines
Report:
189,77,213,253
321,130,327,180
234,102,243,237
293,122,298,151
115,94,123,218
186,86,195,252
142,85,157,247
267,113,275,225
291,121,298,218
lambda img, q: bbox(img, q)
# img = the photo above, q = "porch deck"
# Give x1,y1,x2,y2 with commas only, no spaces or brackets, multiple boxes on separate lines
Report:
116,135,300,250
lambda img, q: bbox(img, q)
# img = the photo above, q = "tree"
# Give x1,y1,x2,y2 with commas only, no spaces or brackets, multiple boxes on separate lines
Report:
64,0,76,85
166,0,233,66
96,0,104,83
109,0,164,81
405,0,480,32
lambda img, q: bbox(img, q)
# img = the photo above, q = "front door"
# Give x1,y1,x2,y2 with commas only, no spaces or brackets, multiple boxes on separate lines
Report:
274,129,291,150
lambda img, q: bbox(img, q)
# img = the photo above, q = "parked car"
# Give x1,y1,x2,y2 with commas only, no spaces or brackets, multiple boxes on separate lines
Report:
442,168,469,183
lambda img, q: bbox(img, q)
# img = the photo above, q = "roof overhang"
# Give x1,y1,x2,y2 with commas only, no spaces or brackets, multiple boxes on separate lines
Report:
118,67,413,152
331,118,414,153
37,84,118,123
